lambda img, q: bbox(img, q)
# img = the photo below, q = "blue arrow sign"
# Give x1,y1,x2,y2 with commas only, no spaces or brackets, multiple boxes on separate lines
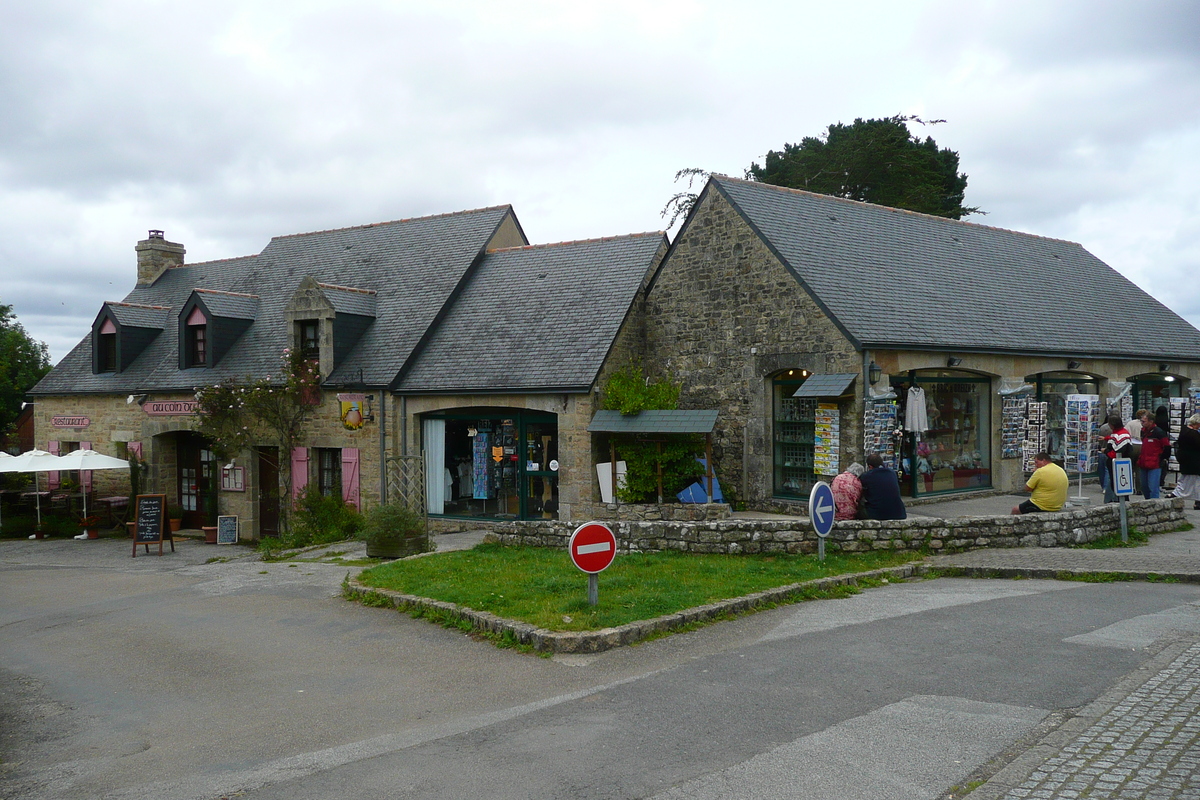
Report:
809,481,836,538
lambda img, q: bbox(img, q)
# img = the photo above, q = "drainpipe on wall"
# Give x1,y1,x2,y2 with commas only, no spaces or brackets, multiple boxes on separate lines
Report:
400,396,407,456
378,390,387,502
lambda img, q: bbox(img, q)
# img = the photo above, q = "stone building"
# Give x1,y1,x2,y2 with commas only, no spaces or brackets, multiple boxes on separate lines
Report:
640,176,1200,511
30,210,666,538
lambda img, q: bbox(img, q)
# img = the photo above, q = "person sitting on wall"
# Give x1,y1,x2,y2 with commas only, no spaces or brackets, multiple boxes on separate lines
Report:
860,453,907,520
831,462,865,521
1012,452,1068,514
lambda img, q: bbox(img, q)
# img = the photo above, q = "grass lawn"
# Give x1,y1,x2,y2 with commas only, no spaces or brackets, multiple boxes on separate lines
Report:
354,543,923,632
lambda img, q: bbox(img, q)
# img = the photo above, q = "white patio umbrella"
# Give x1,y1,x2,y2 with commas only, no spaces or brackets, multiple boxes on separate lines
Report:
0,449,64,530
0,452,12,531
52,450,131,525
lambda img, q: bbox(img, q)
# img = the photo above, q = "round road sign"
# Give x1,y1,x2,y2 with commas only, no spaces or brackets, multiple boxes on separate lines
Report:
569,522,617,573
808,481,836,538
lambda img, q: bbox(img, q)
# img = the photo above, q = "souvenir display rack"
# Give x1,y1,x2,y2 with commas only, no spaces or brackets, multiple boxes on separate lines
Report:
1169,397,1188,473
1023,401,1048,473
775,396,817,496
1001,395,1029,459
1064,394,1100,475
813,403,839,477
863,400,899,470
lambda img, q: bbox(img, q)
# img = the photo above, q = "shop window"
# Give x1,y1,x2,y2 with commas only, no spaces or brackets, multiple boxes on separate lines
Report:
1028,371,1099,465
1128,374,1187,432
98,331,117,372
317,448,342,498
423,410,557,520
772,370,815,498
894,371,991,497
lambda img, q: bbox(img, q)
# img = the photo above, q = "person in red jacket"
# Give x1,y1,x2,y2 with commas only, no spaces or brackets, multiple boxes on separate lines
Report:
1138,417,1171,500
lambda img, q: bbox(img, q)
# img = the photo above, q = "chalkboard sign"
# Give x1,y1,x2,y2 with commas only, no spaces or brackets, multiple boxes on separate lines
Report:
132,494,166,557
216,515,238,544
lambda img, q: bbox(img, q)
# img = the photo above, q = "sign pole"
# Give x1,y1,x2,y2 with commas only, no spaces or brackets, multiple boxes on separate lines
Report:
1119,496,1128,544
1113,457,1134,543
808,481,836,563
588,573,599,607
569,522,617,608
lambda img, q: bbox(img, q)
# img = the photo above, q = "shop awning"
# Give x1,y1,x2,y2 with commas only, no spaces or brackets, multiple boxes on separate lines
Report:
792,373,858,398
588,409,719,434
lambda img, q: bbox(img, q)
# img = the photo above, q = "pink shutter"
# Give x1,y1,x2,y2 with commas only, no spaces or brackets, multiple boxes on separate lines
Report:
291,447,309,500
48,441,60,490
128,441,142,460
81,441,93,493
341,448,360,509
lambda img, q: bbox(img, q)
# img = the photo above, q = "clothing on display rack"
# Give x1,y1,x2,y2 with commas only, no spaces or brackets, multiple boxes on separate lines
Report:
905,386,929,433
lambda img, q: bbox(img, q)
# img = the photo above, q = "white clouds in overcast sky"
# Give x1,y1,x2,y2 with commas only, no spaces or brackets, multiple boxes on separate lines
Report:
1,0,1198,362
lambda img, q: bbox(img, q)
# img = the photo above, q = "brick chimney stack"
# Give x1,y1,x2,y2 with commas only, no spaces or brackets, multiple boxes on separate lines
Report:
135,230,185,285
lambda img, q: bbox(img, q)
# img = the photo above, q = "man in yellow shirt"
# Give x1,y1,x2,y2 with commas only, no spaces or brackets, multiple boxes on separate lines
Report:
1011,452,1069,514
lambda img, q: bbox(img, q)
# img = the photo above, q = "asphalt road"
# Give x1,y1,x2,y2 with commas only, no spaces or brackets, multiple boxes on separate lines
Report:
3,536,1200,800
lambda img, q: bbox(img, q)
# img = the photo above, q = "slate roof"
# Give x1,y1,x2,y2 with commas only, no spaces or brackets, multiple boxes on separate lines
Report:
396,233,668,393
32,206,522,395
105,302,171,329
587,409,719,434
194,289,260,319
705,176,1200,361
791,373,858,398
318,283,378,317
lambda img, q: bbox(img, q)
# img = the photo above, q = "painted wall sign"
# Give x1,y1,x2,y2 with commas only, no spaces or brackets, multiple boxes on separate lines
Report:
143,400,199,416
337,393,368,430
51,415,90,428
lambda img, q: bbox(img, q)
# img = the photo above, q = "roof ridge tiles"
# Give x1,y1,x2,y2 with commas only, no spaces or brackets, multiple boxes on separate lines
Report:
316,282,377,295
488,231,665,253
271,205,514,242
109,301,171,310
175,254,259,268
195,288,260,298
714,174,1083,246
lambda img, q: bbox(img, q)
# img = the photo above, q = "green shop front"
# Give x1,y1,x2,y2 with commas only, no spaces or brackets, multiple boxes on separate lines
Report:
421,408,559,521
893,370,992,497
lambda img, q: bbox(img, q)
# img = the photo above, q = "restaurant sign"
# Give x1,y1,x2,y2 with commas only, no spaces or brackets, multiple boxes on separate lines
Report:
144,400,199,416
51,415,90,428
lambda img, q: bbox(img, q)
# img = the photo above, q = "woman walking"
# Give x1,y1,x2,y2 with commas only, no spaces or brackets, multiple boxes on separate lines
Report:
1173,414,1200,510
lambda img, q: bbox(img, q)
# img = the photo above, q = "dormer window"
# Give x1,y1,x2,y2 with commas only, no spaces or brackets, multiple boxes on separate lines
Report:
97,319,117,372
186,306,208,367
298,320,320,359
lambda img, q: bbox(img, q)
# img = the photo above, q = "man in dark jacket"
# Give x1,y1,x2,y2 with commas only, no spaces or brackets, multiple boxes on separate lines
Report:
860,453,907,520
1173,413,1200,510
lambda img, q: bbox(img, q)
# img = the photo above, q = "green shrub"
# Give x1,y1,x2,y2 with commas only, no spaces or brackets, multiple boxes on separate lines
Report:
286,485,365,549
360,502,428,558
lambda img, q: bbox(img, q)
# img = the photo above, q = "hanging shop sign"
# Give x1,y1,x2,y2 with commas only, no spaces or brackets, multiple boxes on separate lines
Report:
337,393,369,430
51,415,90,429
144,400,199,416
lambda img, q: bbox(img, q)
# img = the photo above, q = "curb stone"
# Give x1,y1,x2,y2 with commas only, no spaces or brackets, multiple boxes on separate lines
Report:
345,562,927,654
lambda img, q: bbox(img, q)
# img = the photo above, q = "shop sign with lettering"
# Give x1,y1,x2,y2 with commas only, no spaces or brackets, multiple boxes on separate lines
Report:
51,415,90,428
144,400,199,416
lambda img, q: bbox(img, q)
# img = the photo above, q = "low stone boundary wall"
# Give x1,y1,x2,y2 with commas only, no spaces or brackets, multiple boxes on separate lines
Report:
576,502,732,521
493,498,1188,555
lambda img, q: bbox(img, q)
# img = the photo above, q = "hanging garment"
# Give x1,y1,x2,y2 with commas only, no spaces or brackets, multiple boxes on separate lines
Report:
905,386,929,433
472,433,491,499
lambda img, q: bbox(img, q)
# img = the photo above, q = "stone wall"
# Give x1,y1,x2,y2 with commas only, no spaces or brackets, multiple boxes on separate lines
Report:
643,187,862,508
492,498,1188,555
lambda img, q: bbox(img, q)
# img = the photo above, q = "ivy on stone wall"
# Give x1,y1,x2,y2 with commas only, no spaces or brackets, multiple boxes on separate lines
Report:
600,362,702,503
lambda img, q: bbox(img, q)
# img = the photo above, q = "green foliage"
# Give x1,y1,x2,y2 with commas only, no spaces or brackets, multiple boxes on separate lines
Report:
360,502,427,547
599,363,699,503
194,349,320,531
746,115,979,219
289,485,365,548
0,301,51,440
660,167,711,228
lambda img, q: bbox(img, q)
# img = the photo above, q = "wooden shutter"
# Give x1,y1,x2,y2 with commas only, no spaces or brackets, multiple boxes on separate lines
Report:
47,441,60,490
291,447,309,500
341,448,360,509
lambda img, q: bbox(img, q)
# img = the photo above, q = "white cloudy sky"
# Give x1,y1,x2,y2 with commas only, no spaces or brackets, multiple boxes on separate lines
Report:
2,0,1198,363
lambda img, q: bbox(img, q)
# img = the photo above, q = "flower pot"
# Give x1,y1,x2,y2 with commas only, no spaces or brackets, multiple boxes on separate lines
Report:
86,529,99,540
169,518,182,533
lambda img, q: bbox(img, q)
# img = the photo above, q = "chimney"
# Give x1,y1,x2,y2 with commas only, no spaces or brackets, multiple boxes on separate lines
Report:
135,230,185,285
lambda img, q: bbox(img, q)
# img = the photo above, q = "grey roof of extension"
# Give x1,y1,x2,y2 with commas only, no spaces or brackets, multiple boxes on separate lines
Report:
791,373,858,398
32,206,520,395
105,302,172,329
708,176,1200,361
194,289,260,319
396,233,667,393
318,283,378,317
587,409,719,434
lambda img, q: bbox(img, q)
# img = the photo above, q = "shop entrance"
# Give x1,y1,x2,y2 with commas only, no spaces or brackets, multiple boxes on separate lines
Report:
177,432,217,529
1129,374,1189,434
893,371,992,497
422,409,558,520
1028,371,1100,466
257,447,280,538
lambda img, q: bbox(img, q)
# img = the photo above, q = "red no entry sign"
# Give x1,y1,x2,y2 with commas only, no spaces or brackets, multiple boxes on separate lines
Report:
569,522,617,574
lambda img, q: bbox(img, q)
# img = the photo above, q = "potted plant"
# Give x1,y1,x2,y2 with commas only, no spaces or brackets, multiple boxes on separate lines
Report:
167,504,184,533
360,502,428,559
77,514,101,540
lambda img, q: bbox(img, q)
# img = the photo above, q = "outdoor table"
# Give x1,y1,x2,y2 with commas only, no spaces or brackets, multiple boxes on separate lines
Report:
97,496,129,525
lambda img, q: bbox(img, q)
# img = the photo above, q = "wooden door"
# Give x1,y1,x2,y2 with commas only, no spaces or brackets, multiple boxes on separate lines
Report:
257,447,280,538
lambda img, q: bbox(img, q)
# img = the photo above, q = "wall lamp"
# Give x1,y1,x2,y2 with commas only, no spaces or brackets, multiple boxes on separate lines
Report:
126,394,148,405
868,361,882,384
947,356,962,367
1066,360,1082,370
1159,363,1170,373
